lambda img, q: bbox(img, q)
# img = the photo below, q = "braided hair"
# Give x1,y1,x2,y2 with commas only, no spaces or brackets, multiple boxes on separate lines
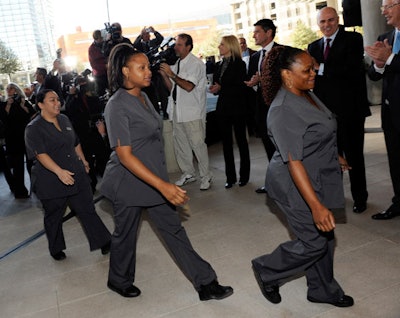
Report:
260,46,304,106
107,43,143,96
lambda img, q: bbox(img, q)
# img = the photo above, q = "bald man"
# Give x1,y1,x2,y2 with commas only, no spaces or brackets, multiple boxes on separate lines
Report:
308,6,370,214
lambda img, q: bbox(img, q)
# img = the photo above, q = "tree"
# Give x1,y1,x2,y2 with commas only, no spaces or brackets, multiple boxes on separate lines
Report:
194,30,224,61
0,40,21,77
291,20,319,50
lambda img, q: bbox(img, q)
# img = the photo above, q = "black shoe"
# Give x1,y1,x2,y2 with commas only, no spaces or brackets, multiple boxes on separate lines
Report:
252,265,281,304
14,192,30,199
239,181,248,187
307,294,354,307
255,186,267,194
353,201,367,213
51,251,66,261
101,241,111,255
225,182,235,189
107,281,141,298
371,208,400,220
198,280,233,301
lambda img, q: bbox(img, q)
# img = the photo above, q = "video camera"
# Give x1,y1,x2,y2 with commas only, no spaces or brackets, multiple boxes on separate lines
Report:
104,22,121,40
65,69,93,95
13,93,22,104
146,36,178,72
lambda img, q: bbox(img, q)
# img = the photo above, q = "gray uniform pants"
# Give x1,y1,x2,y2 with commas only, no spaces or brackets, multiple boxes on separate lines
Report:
252,201,344,303
108,202,217,290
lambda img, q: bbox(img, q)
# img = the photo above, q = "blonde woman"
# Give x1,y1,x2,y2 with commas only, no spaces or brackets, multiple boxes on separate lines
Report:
209,35,250,188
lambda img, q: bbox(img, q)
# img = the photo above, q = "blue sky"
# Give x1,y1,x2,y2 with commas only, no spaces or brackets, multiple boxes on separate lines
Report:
53,0,232,36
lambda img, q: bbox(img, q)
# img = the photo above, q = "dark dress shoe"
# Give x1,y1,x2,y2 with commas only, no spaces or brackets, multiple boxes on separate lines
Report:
255,186,267,194
107,281,141,298
307,294,354,307
14,192,30,199
252,265,281,304
51,251,66,261
353,201,367,213
101,241,111,255
225,182,234,189
238,181,248,187
371,208,400,220
198,280,233,301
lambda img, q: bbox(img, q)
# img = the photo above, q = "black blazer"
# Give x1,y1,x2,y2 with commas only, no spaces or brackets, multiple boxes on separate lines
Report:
213,57,248,116
368,29,400,132
308,26,370,120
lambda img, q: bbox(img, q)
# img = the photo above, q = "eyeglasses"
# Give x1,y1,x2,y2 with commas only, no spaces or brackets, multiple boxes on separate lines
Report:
381,2,400,12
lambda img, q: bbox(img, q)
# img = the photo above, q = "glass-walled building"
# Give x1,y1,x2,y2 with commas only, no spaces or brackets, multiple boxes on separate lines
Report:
0,0,56,71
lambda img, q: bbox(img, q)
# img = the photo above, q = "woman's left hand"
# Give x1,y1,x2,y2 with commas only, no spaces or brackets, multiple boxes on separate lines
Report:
338,155,351,172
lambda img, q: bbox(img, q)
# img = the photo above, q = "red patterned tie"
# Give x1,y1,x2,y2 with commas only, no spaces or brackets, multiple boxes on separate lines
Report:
324,38,331,61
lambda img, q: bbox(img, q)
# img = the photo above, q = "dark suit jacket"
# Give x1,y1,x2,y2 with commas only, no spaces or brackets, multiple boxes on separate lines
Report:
247,48,257,56
368,29,400,133
308,26,370,120
213,57,248,116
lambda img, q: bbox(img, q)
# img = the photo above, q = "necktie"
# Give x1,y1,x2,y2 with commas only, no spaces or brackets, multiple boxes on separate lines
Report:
172,59,181,102
324,38,331,61
393,32,400,54
258,49,266,72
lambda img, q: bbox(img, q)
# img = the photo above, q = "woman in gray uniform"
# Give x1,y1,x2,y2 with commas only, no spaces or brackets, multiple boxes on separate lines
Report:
251,46,354,307
101,43,233,300
25,89,111,261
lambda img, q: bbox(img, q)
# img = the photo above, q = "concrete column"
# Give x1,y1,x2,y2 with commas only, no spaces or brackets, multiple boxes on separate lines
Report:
360,0,392,105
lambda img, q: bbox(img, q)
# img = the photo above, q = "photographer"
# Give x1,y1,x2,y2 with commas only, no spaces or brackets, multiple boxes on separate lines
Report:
143,36,177,118
64,75,110,192
0,83,36,198
133,26,164,53
88,30,108,96
103,22,132,59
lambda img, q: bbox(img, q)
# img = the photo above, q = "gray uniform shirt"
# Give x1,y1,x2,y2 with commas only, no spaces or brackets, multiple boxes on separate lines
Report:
25,114,85,200
100,89,168,206
266,88,344,211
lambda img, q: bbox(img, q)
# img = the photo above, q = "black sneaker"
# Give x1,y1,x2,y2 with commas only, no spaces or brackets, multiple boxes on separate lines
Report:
252,265,281,304
198,280,233,301
51,251,66,261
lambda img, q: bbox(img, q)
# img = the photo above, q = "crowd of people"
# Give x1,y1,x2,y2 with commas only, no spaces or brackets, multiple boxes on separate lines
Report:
1,0,400,309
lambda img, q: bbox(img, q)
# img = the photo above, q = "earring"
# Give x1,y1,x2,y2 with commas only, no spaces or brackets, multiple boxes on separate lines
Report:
285,80,293,89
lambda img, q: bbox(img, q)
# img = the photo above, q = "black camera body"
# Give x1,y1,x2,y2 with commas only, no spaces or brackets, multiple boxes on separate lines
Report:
104,22,120,40
146,37,178,72
13,93,21,104
66,69,93,95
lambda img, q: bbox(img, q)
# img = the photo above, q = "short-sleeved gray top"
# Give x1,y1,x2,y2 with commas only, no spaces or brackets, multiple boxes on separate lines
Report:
266,87,344,210
25,114,85,200
100,89,168,206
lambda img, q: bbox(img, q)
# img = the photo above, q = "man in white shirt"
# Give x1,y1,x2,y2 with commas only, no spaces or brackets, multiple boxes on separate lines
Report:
160,33,212,190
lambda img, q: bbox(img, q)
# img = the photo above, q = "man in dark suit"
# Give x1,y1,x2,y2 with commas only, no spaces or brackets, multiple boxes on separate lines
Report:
245,19,281,194
365,0,400,220
308,7,370,213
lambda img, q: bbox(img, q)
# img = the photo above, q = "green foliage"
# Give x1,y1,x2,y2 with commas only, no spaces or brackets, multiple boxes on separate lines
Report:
291,20,319,50
0,40,21,76
193,30,224,60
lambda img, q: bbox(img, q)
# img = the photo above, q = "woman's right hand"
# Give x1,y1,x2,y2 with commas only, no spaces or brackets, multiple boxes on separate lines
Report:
56,169,75,185
160,182,189,206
